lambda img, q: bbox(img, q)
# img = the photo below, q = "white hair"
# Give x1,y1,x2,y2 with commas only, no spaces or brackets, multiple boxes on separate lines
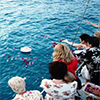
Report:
8,76,26,94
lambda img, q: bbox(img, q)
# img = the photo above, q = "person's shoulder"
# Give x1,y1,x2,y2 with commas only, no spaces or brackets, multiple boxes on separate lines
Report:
29,90,43,96
73,56,77,60
13,98,20,100
72,56,78,63
40,79,52,88
96,47,100,50
42,79,50,82
72,81,78,87
89,47,100,51
66,81,77,88
13,94,21,100
69,80,77,84
26,90,43,100
41,79,52,84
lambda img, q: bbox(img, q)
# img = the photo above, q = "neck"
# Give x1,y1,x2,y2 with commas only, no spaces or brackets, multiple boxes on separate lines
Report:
18,91,27,95
53,79,63,81
52,79,66,84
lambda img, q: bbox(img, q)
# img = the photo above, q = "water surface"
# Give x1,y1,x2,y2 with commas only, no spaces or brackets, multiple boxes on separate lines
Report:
0,0,100,99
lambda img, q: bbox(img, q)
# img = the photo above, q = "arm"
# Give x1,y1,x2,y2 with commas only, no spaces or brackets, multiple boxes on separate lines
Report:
86,20,100,28
62,39,82,49
82,44,90,50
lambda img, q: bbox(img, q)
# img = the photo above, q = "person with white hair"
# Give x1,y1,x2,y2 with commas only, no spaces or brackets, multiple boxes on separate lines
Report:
94,31,100,45
8,76,43,100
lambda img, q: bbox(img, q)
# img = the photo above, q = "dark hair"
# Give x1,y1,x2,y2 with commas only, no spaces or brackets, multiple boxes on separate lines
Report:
80,34,90,43
87,37,99,47
49,61,67,80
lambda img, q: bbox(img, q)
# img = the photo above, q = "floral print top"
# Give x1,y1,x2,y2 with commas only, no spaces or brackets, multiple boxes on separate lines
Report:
13,90,43,100
77,47,100,85
40,79,77,100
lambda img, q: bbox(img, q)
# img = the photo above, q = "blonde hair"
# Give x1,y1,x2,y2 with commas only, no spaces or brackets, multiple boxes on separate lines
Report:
64,72,75,83
94,31,100,42
8,76,26,94
53,43,74,63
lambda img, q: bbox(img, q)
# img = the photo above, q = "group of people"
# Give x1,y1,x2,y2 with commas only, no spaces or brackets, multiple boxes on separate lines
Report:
8,44,79,100
62,31,100,99
63,33,100,85
8,20,100,100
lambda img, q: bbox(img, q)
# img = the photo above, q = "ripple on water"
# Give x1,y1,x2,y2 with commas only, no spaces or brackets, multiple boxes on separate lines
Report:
0,0,99,99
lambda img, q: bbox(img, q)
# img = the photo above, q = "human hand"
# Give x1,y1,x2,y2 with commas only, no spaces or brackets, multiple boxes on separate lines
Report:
77,46,82,50
90,88,100,96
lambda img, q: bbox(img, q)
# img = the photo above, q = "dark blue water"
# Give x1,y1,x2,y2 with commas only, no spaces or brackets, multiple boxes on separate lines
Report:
0,0,100,99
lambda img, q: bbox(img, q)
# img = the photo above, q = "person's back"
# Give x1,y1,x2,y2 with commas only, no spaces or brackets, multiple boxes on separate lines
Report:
77,37,100,85
13,90,43,100
40,79,77,100
8,76,43,100
53,43,78,78
40,61,77,100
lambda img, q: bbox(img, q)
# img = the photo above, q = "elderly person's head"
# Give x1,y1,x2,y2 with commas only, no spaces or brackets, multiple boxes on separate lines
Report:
53,43,74,63
94,31,100,42
49,61,67,80
8,76,26,94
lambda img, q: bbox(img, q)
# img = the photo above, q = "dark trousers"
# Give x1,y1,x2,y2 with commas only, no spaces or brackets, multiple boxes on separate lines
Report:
90,73,100,86
75,77,82,89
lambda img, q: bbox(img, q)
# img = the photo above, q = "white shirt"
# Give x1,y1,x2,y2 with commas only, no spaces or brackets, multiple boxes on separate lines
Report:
40,79,77,100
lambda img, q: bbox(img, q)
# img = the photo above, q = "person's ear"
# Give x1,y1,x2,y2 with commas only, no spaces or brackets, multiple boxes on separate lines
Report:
89,44,92,47
83,40,85,44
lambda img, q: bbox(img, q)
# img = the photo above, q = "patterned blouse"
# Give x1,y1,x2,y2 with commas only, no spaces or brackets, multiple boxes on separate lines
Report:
40,79,77,100
13,90,43,100
77,47,100,85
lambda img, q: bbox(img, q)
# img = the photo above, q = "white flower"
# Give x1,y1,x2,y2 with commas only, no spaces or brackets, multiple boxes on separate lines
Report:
92,56,100,63
89,48,96,52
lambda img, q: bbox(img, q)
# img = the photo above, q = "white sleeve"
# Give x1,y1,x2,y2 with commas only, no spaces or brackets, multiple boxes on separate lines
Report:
40,79,48,89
